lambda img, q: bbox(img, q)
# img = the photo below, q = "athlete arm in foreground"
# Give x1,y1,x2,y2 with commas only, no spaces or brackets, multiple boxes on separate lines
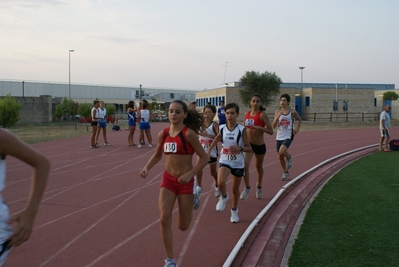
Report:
0,129,50,247
139,130,164,178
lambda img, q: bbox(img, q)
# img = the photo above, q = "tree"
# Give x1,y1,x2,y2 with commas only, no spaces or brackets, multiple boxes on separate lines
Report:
106,104,116,125
54,104,64,127
0,94,22,128
239,70,282,106
383,91,399,101
77,103,91,131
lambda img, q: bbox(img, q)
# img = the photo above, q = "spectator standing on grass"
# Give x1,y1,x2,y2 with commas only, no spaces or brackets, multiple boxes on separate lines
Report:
127,100,138,146
0,128,50,266
379,104,392,152
189,101,197,110
207,102,251,223
90,100,101,149
95,101,111,147
217,100,226,125
138,100,154,148
139,100,208,267
272,94,302,181
240,94,274,200
196,104,220,197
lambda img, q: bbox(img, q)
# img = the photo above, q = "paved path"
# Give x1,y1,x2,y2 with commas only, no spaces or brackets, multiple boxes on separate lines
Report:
3,123,393,267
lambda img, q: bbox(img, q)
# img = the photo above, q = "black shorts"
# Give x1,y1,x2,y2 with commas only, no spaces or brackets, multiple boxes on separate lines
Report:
219,164,244,177
276,139,292,151
250,143,266,155
209,157,217,164
91,121,98,127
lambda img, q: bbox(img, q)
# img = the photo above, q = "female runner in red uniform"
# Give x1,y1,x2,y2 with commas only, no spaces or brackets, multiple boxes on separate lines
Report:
139,100,208,267
241,94,273,199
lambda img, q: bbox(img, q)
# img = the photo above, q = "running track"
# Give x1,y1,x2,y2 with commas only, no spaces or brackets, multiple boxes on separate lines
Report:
3,123,393,267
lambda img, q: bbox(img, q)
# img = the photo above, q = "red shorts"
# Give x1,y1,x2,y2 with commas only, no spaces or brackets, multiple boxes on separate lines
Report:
160,170,195,195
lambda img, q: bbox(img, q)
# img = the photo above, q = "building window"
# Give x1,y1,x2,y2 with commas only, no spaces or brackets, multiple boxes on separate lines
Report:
170,93,174,99
305,96,310,106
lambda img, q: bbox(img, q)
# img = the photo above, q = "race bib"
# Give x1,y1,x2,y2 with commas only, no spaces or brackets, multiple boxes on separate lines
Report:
245,119,254,127
164,142,177,153
199,138,212,151
221,148,242,161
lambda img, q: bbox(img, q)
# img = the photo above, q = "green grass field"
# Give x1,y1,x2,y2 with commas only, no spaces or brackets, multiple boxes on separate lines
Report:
288,151,399,267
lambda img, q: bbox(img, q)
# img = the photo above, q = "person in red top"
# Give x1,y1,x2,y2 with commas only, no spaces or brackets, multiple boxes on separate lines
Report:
241,94,274,199
139,100,208,267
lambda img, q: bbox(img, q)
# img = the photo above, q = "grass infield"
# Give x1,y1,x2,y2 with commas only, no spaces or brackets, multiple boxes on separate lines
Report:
289,151,399,266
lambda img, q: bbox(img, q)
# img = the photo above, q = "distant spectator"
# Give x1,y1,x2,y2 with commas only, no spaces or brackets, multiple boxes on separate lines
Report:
379,104,392,152
217,100,226,125
95,101,111,146
127,100,138,146
189,101,197,110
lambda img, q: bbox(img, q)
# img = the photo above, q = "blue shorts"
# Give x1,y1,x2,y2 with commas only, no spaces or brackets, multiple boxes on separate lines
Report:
98,120,106,128
139,121,151,130
128,120,136,127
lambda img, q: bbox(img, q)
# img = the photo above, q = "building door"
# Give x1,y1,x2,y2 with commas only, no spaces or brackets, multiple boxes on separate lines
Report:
384,99,392,118
295,95,302,117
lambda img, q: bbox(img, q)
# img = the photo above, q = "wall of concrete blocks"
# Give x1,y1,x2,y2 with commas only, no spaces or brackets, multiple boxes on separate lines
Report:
13,95,62,124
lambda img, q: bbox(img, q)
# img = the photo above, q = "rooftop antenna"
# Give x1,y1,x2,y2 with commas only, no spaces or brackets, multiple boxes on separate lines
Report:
222,61,231,83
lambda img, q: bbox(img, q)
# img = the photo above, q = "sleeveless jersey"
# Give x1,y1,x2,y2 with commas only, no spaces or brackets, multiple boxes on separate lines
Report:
91,108,98,120
127,110,136,123
98,108,106,121
276,109,293,140
0,158,13,243
244,110,265,129
162,126,194,155
199,122,217,158
219,124,245,168
140,109,150,123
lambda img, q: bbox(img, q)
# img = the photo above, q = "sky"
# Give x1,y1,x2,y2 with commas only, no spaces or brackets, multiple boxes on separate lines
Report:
1,0,398,91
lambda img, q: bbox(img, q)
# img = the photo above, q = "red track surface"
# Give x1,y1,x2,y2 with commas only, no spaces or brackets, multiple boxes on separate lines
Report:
3,123,393,267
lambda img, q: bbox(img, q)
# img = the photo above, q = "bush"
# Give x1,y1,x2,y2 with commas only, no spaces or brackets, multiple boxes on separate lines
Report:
0,94,22,128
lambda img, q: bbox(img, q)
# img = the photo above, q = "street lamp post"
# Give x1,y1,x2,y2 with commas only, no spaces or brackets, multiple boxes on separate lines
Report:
139,84,142,101
299,66,305,84
69,50,74,99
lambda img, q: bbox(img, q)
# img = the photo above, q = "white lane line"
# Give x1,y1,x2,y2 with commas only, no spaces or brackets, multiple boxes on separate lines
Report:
39,191,139,267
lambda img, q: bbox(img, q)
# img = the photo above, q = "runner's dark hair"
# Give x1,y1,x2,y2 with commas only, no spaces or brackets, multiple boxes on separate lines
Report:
128,100,135,109
171,100,204,133
225,102,240,113
203,104,216,114
251,94,265,111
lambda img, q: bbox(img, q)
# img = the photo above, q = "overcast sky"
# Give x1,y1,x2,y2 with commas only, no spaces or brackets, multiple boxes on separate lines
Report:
1,0,398,90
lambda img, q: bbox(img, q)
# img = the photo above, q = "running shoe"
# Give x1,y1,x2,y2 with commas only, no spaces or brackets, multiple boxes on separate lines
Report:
137,144,142,148
148,144,153,148
193,194,200,210
95,143,100,147
256,184,263,199
230,208,239,223
196,186,203,196
214,186,221,198
240,187,251,200
164,258,177,267
141,141,145,145
104,142,111,146
287,155,292,169
281,171,289,181
216,194,229,211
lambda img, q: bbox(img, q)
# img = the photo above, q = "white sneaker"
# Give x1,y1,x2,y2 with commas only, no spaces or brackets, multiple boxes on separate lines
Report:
193,194,200,210
137,144,142,148
216,194,229,211
230,208,239,223
256,184,263,199
164,258,177,267
281,171,289,181
196,186,203,196
104,142,111,146
240,187,251,200
214,186,221,198
148,144,153,148
287,155,292,169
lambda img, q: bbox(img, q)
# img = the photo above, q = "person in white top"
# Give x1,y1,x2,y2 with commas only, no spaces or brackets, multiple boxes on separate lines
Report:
272,94,302,181
0,128,50,265
207,103,251,223
90,100,101,148
379,104,392,152
138,100,154,148
95,101,111,146
196,104,219,197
